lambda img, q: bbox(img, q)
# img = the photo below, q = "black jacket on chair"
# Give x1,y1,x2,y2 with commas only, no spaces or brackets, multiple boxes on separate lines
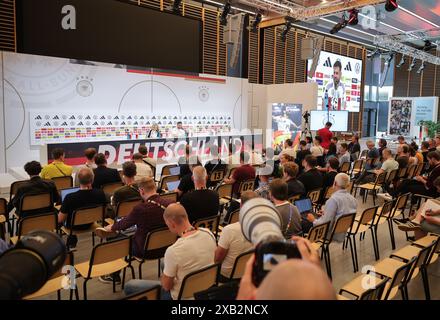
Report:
92,166,121,189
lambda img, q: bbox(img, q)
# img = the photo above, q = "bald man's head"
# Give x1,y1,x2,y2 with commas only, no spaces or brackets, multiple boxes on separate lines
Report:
163,203,188,226
255,259,336,300
193,166,207,183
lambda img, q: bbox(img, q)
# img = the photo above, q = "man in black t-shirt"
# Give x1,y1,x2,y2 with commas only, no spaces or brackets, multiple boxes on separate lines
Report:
175,156,201,198
204,146,227,187
112,161,141,207
323,157,339,188
298,155,323,194
92,153,122,189
58,168,107,228
180,166,219,223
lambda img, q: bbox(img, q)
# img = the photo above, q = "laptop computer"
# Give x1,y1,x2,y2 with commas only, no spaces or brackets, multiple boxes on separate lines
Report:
169,166,180,176
294,198,313,216
166,180,180,191
60,187,80,202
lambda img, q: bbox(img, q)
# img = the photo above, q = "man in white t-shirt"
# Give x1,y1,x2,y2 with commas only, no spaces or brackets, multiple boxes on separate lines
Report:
133,153,153,181
171,121,188,138
324,60,346,110
215,191,256,281
123,203,216,300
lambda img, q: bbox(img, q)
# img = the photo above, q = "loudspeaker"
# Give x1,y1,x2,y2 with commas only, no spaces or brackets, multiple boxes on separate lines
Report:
301,38,315,60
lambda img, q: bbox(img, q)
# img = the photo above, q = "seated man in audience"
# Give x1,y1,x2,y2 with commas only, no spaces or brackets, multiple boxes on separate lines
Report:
357,148,398,186
215,191,256,281
298,155,323,194
410,142,423,165
96,177,172,262
322,157,339,189
337,143,351,167
378,138,387,159
237,237,336,300
138,145,157,168
40,148,73,180
396,144,410,169
74,147,97,186
365,140,380,170
397,135,406,145
310,136,324,158
179,166,219,223
7,161,60,218
306,173,357,242
270,179,302,239
123,203,217,300
177,144,193,177
279,138,296,160
295,140,311,173
255,169,271,200
224,151,256,198
283,162,305,198
92,153,122,189
174,156,201,198
421,141,430,170
395,177,440,239
348,135,361,161
58,168,107,246
133,153,153,181
112,161,141,208
428,138,437,152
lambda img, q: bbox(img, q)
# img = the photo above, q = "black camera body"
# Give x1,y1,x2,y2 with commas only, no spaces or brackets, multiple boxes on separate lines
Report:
252,240,301,287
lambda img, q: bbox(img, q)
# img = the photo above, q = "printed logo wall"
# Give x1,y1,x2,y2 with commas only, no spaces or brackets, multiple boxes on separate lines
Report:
1,52,248,168
307,51,363,112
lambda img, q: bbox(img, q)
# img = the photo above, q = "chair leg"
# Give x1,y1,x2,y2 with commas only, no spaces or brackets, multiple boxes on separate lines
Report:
75,287,79,300
129,265,135,280
83,279,88,300
387,219,396,250
92,232,95,247
348,235,358,273
122,267,126,290
324,245,332,280
112,274,116,293
138,261,144,279
372,227,380,260
157,258,161,278
57,289,61,300
421,267,431,300
70,288,73,301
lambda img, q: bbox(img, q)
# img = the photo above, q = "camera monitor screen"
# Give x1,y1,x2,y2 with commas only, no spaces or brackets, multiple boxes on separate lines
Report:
263,253,288,271
310,110,348,132
166,181,180,191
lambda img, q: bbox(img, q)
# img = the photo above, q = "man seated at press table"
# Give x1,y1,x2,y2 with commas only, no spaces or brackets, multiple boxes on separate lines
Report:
8,161,60,218
40,147,73,180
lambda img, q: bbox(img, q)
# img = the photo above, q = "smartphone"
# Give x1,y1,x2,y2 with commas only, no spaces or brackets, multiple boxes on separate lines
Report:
252,240,302,287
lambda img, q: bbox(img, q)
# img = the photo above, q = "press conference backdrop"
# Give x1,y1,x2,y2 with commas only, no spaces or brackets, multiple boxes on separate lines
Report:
15,0,201,73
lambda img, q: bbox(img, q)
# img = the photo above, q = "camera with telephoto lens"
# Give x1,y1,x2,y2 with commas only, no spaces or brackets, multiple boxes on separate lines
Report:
240,198,302,287
0,230,66,300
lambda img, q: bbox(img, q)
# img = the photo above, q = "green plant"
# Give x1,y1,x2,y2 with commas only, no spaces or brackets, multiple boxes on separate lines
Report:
418,120,440,138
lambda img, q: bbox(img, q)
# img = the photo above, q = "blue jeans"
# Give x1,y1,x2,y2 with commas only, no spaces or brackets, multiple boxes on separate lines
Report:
124,280,172,300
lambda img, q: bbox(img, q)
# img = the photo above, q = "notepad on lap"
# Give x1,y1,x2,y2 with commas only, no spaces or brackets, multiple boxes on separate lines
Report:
422,199,440,217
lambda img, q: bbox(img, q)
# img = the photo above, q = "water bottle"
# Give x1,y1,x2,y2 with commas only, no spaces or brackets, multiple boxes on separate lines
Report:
324,90,329,110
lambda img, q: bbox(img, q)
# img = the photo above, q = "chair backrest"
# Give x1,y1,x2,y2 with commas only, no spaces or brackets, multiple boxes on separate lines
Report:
116,199,142,219
353,159,364,171
386,169,399,184
307,189,321,204
71,205,105,227
382,257,415,300
407,165,417,179
397,167,407,179
161,165,178,177
366,158,376,167
340,162,351,173
360,150,368,159
324,187,335,200
123,285,161,300
144,227,178,251
426,236,440,264
159,192,178,203
358,206,379,228
177,263,219,300
17,212,57,238
9,180,28,201
375,200,394,223
329,212,356,241
159,175,180,191
227,209,240,225
52,176,73,191
404,241,435,281
193,215,220,236
394,193,410,212
359,277,389,300
375,172,387,185
209,170,225,183
227,167,237,179
20,192,52,212
307,221,330,243
102,182,124,195
217,183,233,199
229,250,254,280
414,162,424,176
50,251,74,280
90,236,131,268
238,180,255,194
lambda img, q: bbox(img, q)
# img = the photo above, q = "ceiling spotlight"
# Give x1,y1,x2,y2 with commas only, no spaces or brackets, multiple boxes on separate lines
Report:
408,57,416,72
423,40,437,52
330,17,347,35
385,0,398,12
280,21,292,42
417,61,426,74
172,0,182,14
347,9,359,26
396,55,405,68
250,12,262,33
367,49,379,59
220,1,231,26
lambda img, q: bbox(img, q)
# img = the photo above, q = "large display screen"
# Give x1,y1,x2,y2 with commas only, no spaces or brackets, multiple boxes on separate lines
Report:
271,103,302,147
308,51,363,112
310,110,348,132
